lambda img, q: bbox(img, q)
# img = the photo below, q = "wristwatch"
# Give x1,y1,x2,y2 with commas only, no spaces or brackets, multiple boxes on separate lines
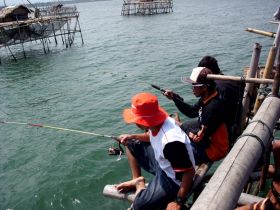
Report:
175,196,185,205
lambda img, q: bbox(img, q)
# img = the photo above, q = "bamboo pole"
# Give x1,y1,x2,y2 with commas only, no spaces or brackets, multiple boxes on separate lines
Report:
190,96,280,210
253,23,280,114
272,52,280,96
258,142,272,192
206,74,273,84
246,28,276,38
237,193,263,206
252,46,277,114
241,43,262,130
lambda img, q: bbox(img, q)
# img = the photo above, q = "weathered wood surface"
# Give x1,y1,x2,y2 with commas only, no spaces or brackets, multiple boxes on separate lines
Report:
103,184,136,203
102,163,212,204
272,52,280,96
190,96,280,210
253,46,277,113
237,193,263,206
241,43,261,130
253,23,280,114
206,74,273,84
246,28,276,38
103,183,264,206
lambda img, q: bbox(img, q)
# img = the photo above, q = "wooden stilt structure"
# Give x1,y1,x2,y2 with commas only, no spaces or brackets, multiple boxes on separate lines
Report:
0,5,84,62
121,0,173,16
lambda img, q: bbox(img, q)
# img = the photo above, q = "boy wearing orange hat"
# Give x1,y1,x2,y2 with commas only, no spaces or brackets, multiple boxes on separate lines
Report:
117,92,195,210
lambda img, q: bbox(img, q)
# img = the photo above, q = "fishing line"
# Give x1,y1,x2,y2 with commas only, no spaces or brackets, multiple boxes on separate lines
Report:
0,120,126,160
0,120,118,139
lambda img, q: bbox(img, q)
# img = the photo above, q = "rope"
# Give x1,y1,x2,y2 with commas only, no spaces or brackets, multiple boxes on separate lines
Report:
236,133,265,156
247,119,274,140
257,84,271,97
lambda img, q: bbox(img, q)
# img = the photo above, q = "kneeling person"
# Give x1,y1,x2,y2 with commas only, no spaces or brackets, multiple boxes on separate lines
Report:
117,92,195,210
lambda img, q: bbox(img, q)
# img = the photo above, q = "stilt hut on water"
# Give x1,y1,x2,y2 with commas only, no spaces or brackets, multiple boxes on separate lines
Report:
0,5,32,22
121,0,173,16
0,3,84,63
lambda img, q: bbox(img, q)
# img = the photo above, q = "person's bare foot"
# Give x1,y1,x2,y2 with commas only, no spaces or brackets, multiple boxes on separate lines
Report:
116,176,145,193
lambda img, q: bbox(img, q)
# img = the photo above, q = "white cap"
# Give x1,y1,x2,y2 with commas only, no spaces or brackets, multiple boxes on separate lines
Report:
181,67,212,84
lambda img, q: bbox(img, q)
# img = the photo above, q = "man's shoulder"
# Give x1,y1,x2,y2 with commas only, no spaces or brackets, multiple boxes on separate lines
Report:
216,80,240,91
216,80,242,102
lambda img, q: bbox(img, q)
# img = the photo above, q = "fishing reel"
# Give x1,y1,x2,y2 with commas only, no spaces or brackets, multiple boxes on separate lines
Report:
108,142,124,161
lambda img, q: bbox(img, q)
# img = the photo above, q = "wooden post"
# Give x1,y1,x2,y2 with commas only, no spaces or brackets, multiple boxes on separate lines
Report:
237,193,263,206
190,96,280,210
21,42,26,58
252,46,277,114
253,23,280,114
51,22,58,45
77,17,84,45
7,45,17,61
258,143,272,191
241,43,262,130
206,74,273,84
246,28,276,38
66,20,72,47
272,52,280,96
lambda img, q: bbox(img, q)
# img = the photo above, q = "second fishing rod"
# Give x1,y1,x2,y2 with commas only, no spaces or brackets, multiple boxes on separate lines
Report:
151,84,184,102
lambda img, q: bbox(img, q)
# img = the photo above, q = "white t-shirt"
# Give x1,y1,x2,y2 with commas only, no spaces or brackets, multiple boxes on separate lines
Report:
149,117,195,185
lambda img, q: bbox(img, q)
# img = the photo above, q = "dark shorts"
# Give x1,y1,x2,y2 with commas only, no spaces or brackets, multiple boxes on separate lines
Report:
127,141,180,210
189,141,210,165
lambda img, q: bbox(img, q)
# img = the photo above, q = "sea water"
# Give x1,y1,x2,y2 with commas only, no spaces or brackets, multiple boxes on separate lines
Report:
0,0,279,209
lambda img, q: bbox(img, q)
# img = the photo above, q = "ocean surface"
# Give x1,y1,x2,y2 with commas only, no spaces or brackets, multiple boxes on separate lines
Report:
0,0,279,209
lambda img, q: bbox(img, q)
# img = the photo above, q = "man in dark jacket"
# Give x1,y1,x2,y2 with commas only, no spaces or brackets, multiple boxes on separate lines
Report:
198,56,244,146
164,67,229,164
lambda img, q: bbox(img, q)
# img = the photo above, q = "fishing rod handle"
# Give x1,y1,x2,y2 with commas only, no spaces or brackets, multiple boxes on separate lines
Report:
112,136,140,144
151,84,183,101
151,84,166,93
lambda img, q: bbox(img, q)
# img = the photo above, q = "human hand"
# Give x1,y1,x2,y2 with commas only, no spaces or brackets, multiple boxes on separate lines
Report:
118,134,132,145
188,131,204,142
163,89,175,100
188,125,206,142
166,201,181,210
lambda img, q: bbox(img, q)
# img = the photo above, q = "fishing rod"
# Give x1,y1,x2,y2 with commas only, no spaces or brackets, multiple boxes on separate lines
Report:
0,120,127,158
0,120,119,140
151,84,184,102
151,84,167,94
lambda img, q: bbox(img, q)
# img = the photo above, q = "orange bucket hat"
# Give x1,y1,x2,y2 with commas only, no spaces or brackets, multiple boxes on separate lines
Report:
123,92,168,127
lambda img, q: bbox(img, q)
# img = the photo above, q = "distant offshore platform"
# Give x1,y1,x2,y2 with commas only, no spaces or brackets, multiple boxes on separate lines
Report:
121,0,173,16
0,3,84,63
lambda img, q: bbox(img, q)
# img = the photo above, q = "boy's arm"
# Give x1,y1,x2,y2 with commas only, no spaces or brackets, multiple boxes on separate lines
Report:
118,132,149,144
